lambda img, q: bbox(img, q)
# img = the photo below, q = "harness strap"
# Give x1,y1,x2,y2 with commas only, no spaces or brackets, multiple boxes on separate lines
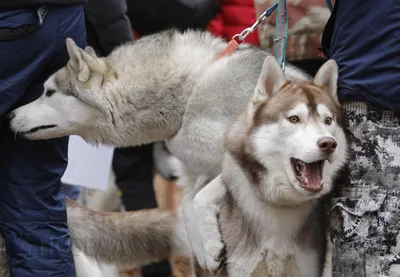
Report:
216,39,240,60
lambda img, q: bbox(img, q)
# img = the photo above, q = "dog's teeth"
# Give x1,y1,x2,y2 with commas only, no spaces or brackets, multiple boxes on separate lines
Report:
305,178,309,183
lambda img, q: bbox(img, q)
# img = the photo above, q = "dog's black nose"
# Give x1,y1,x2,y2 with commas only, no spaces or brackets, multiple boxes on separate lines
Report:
317,137,337,155
7,112,15,121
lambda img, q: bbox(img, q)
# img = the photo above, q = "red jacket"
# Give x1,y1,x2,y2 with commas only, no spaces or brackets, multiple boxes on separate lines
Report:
207,0,259,45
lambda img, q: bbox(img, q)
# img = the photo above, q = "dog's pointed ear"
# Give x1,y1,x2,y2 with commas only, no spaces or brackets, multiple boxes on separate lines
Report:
66,38,91,82
253,56,286,104
66,38,82,71
80,49,108,74
66,39,108,82
84,46,97,57
314,59,339,101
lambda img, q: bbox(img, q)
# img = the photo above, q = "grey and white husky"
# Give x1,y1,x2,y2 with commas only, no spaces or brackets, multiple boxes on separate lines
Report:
5,30,347,276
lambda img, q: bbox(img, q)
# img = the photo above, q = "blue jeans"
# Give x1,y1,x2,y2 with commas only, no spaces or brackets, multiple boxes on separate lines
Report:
0,5,86,277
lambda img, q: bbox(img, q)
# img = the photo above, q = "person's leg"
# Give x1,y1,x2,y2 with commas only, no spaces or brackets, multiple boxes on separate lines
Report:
330,101,400,277
112,144,172,277
113,144,158,211
0,5,86,277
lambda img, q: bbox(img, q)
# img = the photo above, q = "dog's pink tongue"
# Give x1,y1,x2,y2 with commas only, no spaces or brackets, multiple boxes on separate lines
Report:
302,162,322,189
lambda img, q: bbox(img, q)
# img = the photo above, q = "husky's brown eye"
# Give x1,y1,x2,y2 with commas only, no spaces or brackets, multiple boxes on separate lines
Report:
45,89,56,97
325,117,333,125
288,116,300,123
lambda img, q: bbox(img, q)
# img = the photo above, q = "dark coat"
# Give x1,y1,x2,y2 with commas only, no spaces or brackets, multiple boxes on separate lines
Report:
126,0,220,36
321,0,400,111
85,0,133,56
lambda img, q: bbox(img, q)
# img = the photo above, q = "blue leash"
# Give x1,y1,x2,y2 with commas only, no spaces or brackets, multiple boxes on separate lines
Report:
274,0,289,71
264,3,279,17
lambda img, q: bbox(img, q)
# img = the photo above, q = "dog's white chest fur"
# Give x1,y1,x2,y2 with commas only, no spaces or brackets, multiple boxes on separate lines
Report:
251,251,300,277
247,212,306,277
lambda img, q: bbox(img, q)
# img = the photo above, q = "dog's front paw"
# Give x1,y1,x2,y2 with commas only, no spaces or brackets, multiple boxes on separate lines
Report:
192,175,226,272
203,236,225,272
194,205,225,272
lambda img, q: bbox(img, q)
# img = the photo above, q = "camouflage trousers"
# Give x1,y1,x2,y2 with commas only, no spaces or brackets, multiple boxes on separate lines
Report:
331,101,400,277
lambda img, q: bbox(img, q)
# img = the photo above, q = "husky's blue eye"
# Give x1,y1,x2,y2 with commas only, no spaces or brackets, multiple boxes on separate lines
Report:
288,116,300,123
45,89,56,97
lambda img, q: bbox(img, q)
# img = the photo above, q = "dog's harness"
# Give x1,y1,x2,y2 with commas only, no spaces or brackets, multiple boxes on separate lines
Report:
216,0,334,70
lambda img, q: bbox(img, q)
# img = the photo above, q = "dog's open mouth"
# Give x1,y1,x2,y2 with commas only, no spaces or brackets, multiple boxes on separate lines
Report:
290,158,325,192
19,124,57,135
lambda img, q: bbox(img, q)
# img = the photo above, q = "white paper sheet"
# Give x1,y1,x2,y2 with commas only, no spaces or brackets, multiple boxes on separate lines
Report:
61,135,114,191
